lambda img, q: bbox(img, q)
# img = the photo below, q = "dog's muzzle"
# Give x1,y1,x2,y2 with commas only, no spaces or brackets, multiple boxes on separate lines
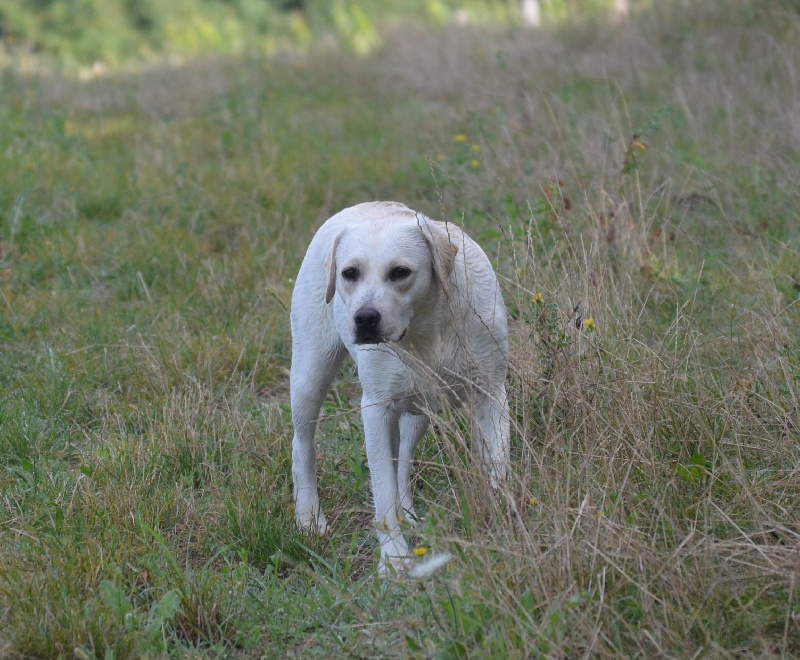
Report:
354,306,383,344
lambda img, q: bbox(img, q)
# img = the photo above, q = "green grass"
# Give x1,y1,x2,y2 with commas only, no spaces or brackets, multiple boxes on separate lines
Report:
1,3,799,656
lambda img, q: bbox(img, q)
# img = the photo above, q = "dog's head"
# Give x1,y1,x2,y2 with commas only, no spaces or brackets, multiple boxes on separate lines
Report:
325,214,458,345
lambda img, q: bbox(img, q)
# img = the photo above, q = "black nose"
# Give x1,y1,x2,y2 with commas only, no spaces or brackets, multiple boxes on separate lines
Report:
354,306,381,329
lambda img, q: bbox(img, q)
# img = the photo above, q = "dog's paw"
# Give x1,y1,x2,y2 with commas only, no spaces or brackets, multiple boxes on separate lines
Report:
378,553,412,576
376,534,413,576
295,509,329,535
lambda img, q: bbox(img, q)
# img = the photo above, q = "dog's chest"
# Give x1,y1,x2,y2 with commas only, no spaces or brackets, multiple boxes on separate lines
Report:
384,349,471,415
356,330,472,412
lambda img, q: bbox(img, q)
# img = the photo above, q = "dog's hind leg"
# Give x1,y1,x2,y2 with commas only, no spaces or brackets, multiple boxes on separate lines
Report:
472,385,510,488
290,335,346,534
397,413,429,524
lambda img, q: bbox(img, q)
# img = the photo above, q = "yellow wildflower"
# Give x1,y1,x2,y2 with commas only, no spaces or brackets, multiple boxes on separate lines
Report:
470,159,481,168
413,547,428,557
584,317,596,331
470,143,481,153
454,134,467,143
533,292,543,303
529,496,538,506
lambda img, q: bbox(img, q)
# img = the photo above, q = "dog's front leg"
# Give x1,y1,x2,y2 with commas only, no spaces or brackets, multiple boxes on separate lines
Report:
361,400,409,573
290,343,345,535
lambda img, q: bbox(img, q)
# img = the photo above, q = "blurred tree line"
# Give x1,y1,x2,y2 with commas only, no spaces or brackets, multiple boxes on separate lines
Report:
1,0,786,68
0,0,323,65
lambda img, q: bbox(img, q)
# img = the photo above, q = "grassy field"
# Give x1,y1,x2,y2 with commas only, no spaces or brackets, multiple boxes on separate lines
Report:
1,3,799,656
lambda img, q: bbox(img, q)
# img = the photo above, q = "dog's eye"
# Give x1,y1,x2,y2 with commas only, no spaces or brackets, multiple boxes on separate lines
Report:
341,267,359,281
389,266,411,281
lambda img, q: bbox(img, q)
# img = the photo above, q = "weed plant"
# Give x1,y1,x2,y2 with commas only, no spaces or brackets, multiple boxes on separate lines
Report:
0,2,798,656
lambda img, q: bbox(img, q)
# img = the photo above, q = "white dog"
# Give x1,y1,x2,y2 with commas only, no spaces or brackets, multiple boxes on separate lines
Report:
290,201,509,573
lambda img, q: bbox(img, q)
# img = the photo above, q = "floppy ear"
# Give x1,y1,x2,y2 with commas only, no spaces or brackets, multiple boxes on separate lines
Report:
324,233,341,304
418,216,458,298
